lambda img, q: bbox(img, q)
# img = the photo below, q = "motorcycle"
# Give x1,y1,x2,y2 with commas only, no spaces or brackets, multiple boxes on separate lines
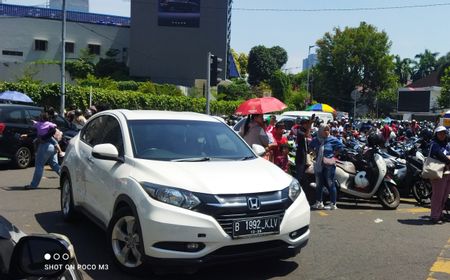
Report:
309,146,401,209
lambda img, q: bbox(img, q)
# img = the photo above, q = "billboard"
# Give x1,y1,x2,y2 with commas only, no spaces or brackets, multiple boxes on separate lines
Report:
397,90,431,112
158,0,200,28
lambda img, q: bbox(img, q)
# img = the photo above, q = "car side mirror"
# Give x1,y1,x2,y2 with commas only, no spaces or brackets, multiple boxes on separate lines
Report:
252,144,266,156
8,234,74,279
92,143,123,162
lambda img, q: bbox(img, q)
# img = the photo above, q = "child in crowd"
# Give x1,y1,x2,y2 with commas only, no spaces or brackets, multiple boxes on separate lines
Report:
274,144,290,173
33,112,64,157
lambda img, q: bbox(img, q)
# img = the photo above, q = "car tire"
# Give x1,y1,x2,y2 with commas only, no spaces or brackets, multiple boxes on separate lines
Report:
108,207,146,275
14,146,32,169
60,173,78,222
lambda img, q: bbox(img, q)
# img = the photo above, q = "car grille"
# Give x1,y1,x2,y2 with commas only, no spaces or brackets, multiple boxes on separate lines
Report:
215,209,286,236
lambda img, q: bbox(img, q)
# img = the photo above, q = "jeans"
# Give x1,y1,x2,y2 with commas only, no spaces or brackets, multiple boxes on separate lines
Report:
315,164,337,204
30,142,60,188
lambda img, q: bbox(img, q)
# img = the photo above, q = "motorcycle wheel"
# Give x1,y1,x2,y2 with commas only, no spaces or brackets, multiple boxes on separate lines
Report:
378,182,400,210
412,179,432,205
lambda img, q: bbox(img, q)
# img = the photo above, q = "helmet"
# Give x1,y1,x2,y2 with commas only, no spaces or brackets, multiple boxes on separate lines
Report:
367,133,384,147
75,109,82,116
84,109,92,118
355,171,370,188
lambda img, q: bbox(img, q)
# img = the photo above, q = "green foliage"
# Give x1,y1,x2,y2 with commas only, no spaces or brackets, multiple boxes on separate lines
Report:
289,71,308,91
394,55,414,85
66,59,95,79
0,81,240,115
412,49,439,81
377,87,398,116
117,81,139,91
438,67,450,108
237,53,249,76
247,45,288,86
79,48,96,64
286,90,308,111
316,22,396,113
217,78,253,101
269,70,291,102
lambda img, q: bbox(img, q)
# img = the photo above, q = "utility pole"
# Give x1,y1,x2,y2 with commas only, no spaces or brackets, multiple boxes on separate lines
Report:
60,0,67,116
206,52,211,115
306,45,315,104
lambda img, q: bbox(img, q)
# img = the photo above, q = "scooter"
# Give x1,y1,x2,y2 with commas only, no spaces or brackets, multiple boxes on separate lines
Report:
309,147,401,209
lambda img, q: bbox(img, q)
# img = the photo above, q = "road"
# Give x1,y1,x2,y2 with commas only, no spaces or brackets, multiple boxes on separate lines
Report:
1,164,449,280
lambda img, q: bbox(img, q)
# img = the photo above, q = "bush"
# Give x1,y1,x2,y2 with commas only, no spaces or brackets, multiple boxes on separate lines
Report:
0,81,240,115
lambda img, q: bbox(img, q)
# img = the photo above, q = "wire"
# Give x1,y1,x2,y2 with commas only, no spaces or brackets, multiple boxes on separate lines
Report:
232,2,450,12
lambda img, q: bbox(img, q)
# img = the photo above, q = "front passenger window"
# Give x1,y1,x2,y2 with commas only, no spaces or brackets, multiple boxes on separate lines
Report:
101,116,124,156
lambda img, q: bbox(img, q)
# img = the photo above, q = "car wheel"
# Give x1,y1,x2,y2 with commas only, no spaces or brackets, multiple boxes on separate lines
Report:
60,173,77,222
14,146,32,169
108,208,146,274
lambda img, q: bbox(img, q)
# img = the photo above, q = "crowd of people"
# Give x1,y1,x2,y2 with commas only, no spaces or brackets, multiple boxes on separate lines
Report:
238,113,450,222
23,104,106,190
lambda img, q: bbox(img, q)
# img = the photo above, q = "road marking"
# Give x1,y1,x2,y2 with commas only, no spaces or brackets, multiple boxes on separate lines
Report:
428,238,450,279
317,211,329,216
397,208,430,214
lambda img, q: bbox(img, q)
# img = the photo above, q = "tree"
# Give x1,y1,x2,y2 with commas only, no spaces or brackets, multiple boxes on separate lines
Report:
217,78,253,101
247,45,288,86
269,70,291,102
412,49,439,81
286,90,308,110
94,48,129,80
237,53,248,76
438,67,450,108
394,55,414,85
315,22,396,113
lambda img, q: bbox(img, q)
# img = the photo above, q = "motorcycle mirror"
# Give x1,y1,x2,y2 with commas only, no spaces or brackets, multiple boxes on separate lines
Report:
8,234,74,279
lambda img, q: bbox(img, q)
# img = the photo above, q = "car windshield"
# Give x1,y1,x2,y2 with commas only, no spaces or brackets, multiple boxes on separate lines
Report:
128,120,256,161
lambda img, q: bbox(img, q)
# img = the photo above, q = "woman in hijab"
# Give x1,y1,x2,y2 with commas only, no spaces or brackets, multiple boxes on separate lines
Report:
309,124,344,210
428,126,450,224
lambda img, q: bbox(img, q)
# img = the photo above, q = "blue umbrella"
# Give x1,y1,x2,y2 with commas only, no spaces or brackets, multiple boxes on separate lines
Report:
0,91,33,103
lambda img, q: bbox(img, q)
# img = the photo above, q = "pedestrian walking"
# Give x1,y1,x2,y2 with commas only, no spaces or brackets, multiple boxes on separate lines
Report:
295,115,315,185
310,124,344,210
428,126,450,224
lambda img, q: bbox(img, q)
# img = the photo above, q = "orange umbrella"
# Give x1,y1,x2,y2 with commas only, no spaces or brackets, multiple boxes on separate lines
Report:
235,97,287,115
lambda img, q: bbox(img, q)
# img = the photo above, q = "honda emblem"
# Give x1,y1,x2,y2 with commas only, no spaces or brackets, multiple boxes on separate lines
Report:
247,197,261,210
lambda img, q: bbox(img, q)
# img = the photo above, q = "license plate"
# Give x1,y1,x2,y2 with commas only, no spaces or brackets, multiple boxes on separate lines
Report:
232,215,280,239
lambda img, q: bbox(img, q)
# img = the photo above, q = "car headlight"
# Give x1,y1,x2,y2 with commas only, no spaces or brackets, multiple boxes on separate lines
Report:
289,179,302,201
141,183,201,210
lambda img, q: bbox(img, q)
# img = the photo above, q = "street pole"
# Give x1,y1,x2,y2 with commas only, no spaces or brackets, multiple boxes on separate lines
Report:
206,52,211,115
60,0,67,116
306,45,315,104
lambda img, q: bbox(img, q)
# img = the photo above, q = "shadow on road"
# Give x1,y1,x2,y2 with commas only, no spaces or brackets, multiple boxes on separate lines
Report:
397,217,433,226
34,211,299,280
1,186,57,191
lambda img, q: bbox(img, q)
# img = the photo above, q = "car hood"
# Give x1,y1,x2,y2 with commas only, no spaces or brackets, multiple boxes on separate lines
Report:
130,157,293,194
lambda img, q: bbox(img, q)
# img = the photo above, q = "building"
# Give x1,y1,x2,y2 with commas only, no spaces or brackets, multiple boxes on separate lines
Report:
50,0,89,13
396,71,442,121
130,0,233,86
0,4,129,64
302,53,318,71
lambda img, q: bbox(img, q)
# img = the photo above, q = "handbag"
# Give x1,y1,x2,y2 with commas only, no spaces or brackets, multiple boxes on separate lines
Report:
323,156,336,166
421,144,446,180
304,140,313,166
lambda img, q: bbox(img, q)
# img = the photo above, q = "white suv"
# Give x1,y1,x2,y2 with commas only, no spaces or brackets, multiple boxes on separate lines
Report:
60,110,310,273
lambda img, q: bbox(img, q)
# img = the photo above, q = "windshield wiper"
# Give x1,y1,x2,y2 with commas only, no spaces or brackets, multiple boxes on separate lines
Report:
240,156,255,161
171,157,211,162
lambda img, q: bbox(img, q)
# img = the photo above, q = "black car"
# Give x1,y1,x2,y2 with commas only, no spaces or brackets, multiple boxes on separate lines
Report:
0,215,83,280
0,104,78,168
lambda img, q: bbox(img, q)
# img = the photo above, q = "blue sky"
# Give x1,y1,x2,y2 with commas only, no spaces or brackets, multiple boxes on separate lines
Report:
5,0,450,72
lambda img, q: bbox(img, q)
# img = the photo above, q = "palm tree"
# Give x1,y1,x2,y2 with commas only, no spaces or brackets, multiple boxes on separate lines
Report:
412,49,439,81
394,55,414,85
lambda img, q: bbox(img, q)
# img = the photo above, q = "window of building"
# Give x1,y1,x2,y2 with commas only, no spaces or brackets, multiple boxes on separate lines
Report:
88,44,101,55
2,50,23,56
65,42,75,53
34,39,48,51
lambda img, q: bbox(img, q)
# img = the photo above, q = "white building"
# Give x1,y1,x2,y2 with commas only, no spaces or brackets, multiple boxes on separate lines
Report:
50,0,89,13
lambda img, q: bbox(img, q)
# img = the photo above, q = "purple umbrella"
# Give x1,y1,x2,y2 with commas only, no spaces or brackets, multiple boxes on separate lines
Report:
0,91,33,103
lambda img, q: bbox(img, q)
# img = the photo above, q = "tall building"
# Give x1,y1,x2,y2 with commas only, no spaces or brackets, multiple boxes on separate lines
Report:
130,0,232,86
50,0,89,13
302,53,318,71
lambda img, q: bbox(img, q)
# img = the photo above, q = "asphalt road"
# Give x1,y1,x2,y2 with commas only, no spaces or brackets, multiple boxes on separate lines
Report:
1,163,449,280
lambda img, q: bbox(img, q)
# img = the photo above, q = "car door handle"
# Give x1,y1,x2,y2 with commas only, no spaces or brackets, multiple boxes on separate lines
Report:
87,156,94,164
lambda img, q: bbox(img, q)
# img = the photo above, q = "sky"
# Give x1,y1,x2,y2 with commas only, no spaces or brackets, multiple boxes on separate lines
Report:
4,0,450,72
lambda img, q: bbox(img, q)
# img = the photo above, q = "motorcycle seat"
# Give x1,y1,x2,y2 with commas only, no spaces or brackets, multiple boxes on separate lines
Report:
336,160,357,175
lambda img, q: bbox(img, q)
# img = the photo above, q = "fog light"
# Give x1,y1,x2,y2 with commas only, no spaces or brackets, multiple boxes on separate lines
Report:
187,243,200,250
289,226,309,239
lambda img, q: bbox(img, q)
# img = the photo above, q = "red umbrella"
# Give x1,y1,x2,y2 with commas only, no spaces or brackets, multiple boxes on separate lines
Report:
235,97,287,115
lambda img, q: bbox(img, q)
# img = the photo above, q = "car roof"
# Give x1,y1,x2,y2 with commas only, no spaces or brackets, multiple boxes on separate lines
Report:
110,110,222,123
0,104,42,109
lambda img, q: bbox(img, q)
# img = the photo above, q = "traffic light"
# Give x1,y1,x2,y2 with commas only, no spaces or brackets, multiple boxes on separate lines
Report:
210,55,223,86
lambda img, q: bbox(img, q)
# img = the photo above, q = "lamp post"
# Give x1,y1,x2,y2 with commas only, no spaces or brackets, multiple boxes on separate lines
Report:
306,45,315,104
60,0,67,116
